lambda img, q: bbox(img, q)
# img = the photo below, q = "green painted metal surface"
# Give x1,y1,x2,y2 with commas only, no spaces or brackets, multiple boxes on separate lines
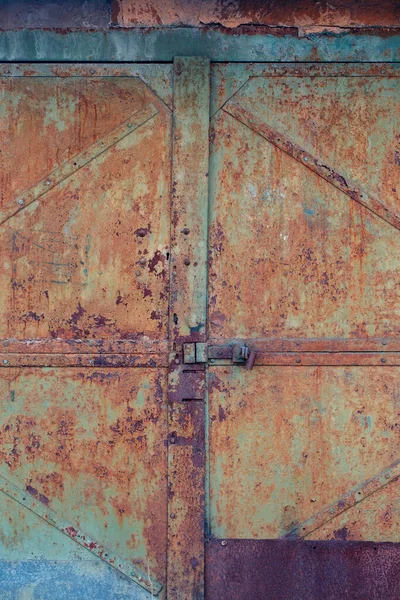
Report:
0,28,400,63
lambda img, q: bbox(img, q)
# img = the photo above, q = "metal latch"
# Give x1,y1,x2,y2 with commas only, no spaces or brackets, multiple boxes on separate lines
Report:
190,343,257,370
183,342,208,364
239,345,257,371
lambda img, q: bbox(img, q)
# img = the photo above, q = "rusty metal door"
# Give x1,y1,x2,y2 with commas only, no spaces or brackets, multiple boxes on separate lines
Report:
205,63,400,599
1,58,400,600
0,58,211,600
0,63,177,599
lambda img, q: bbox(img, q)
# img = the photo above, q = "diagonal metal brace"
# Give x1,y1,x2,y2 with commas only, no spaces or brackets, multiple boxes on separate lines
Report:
224,99,400,234
1,102,159,226
0,473,163,595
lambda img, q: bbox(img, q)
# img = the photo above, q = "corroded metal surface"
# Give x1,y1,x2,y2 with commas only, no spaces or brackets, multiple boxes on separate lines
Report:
169,57,210,344
208,367,399,541
1,29,400,63
209,72,400,341
168,361,205,599
308,480,400,543
225,99,400,233
0,75,171,344
0,69,172,597
0,473,162,594
287,461,400,540
0,368,168,588
112,0,400,28
205,539,400,600
167,57,209,600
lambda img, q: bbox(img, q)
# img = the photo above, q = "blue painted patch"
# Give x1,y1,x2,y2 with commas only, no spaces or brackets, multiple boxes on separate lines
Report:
303,208,315,216
0,561,153,599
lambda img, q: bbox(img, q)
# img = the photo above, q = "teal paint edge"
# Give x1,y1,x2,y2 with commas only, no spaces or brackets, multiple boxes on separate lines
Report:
0,28,400,62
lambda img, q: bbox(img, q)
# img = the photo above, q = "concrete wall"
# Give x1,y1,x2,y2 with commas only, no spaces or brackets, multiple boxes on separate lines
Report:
0,0,398,30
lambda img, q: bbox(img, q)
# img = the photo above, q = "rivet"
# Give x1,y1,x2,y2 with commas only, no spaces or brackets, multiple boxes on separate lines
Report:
138,258,147,266
46,180,51,186
135,271,141,277
174,358,180,365
3,360,8,365
382,340,388,346
218,350,223,357
90,69,95,75
17,199,24,206
170,513,176,519
303,156,309,162
329,508,335,514
296,358,301,364
380,70,386,74
127,123,133,128
385,473,391,479
184,259,190,266
221,540,227,546
170,436,176,444
381,358,386,363
182,227,190,235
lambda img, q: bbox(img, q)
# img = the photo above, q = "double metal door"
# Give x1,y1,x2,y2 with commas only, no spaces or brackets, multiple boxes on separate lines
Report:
0,59,399,599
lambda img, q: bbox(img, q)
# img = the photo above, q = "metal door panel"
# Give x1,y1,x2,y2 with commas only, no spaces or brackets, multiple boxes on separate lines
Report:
205,539,400,600
0,367,167,593
209,109,400,341
209,366,399,541
206,63,400,598
227,75,400,217
0,67,173,598
0,77,171,346
0,77,164,219
307,482,399,542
